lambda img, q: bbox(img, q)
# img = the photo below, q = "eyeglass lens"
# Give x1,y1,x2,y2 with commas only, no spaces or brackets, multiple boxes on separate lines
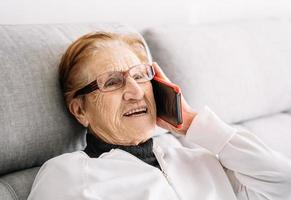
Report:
97,64,153,92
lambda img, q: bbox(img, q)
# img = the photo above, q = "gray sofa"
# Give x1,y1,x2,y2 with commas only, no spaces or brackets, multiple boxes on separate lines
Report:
1,19,291,199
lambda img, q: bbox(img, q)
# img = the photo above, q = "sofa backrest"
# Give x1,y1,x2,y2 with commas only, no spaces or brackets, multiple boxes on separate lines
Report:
0,23,147,176
142,19,291,124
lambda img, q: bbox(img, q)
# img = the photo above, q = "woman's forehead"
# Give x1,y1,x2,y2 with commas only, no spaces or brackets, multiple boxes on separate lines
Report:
86,46,141,76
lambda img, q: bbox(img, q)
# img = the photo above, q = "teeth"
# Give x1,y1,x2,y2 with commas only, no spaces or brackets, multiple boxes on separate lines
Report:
124,107,147,116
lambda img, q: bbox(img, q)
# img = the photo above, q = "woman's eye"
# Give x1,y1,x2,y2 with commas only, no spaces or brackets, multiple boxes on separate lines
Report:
133,74,144,80
104,78,121,87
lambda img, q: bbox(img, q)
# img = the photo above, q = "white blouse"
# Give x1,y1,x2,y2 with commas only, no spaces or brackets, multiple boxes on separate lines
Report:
28,106,291,200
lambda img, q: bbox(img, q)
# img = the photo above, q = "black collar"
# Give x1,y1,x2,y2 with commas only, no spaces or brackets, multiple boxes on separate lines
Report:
83,131,161,170
84,131,153,158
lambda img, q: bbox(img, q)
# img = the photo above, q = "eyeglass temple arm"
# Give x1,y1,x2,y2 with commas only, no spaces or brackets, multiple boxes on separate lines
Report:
73,80,99,98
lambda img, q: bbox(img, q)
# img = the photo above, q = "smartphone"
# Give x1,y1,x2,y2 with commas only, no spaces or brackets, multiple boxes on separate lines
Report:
151,76,183,128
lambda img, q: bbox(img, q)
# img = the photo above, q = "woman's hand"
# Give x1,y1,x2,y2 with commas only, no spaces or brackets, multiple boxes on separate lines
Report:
152,62,198,135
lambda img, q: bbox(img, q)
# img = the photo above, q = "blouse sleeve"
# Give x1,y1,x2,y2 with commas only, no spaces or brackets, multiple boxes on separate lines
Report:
185,106,291,200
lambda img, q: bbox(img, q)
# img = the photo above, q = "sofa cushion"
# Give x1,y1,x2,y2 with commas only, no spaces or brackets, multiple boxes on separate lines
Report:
142,19,291,124
0,183,14,200
238,112,291,159
0,23,147,175
0,167,39,200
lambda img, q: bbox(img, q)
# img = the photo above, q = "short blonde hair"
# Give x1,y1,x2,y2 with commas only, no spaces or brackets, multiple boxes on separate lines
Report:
58,31,150,107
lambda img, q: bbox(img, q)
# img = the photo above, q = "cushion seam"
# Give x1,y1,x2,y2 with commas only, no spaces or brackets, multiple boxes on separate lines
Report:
0,179,19,200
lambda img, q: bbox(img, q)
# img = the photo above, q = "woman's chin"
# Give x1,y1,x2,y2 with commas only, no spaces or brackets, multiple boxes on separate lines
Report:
122,113,156,134
126,122,156,142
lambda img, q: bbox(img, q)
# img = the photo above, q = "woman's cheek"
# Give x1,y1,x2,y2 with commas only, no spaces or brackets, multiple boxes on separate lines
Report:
100,94,122,128
90,93,109,123
149,99,157,122
145,84,157,119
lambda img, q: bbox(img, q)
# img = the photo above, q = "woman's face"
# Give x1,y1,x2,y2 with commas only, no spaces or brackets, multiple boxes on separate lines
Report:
78,44,156,145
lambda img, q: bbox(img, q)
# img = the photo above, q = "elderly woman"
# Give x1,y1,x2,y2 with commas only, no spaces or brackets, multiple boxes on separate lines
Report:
28,31,291,200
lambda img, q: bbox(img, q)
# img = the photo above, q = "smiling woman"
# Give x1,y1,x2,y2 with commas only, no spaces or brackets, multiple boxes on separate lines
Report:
58,32,157,145
27,31,291,200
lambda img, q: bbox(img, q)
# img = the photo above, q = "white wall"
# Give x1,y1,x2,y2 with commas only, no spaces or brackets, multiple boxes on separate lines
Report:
0,0,290,30
0,0,189,30
189,0,291,24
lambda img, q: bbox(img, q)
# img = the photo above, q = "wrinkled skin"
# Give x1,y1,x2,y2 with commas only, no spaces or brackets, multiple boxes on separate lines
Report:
69,45,157,145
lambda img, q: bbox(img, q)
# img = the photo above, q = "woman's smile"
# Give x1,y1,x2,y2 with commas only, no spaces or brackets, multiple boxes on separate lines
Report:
123,106,148,117
123,109,148,117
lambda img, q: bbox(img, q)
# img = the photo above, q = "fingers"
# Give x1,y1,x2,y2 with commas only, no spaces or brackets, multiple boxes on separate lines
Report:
152,62,171,82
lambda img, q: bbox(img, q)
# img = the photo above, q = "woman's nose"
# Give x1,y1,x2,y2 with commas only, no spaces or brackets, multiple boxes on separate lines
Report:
123,77,144,101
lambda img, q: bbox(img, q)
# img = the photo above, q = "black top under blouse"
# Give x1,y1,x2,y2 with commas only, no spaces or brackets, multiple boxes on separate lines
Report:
83,131,162,171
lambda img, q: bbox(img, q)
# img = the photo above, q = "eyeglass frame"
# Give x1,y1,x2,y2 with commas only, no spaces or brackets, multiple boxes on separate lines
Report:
73,63,155,98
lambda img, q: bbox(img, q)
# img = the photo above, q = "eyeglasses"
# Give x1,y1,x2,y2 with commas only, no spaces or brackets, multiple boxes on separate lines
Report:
73,64,155,98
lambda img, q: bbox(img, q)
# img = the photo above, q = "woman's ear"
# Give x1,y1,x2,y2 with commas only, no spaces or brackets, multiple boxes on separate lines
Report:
68,98,89,127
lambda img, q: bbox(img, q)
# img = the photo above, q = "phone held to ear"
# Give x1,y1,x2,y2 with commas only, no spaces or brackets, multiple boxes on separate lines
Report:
151,76,183,128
